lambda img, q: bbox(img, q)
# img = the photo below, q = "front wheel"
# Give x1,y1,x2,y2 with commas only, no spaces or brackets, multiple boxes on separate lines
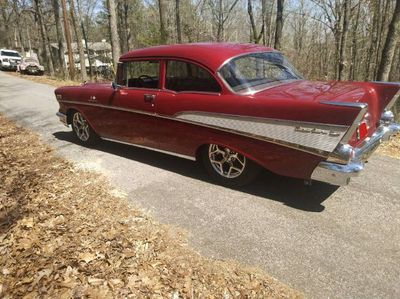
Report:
71,111,98,145
200,144,261,187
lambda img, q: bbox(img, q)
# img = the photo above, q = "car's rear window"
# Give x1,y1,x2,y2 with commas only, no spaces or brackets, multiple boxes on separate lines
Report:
218,52,302,94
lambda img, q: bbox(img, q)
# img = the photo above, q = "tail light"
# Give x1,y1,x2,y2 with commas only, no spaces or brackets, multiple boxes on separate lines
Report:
356,122,368,141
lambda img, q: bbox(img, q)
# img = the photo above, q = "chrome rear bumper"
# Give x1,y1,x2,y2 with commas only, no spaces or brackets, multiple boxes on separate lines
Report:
311,122,400,186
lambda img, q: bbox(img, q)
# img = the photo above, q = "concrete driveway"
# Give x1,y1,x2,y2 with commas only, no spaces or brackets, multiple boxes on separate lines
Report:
1,71,399,298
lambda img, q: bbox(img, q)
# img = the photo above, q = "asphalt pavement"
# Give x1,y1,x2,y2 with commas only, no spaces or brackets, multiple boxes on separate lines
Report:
1,71,399,298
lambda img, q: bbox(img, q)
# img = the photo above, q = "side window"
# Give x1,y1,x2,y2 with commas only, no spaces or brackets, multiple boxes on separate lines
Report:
122,60,159,89
165,60,221,93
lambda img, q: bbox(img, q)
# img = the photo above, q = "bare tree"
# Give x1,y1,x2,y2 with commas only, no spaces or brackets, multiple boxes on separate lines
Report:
70,0,87,81
337,0,350,80
158,0,169,44
117,0,130,53
33,0,55,76
208,0,240,42
61,0,75,80
52,0,68,78
176,0,182,43
12,1,26,56
247,0,265,44
377,0,400,81
274,0,284,50
107,0,121,70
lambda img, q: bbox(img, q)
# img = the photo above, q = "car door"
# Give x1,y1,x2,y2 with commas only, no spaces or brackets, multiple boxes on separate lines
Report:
155,59,224,156
99,59,161,149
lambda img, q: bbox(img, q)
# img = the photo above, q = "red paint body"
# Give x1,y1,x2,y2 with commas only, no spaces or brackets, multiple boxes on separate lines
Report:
55,43,399,180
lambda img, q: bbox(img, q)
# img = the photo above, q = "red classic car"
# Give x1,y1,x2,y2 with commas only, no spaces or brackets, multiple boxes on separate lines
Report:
55,43,400,187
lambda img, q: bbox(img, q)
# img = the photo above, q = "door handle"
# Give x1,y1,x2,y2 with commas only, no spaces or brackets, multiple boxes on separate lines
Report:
144,94,156,103
88,96,97,103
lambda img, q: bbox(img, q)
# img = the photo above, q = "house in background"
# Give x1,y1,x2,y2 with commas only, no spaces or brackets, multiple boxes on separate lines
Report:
50,39,112,72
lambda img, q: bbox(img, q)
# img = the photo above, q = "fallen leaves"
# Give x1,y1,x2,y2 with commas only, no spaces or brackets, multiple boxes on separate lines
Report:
0,115,302,298
376,133,400,159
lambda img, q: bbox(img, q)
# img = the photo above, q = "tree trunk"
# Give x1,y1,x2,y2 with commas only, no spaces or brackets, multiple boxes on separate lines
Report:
69,0,87,81
348,1,361,81
76,0,93,79
176,0,182,43
34,0,55,76
158,0,168,44
247,0,264,44
61,0,75,80
12,1,25,56
117,0,129,53
52,0,68,79
389,44,400,81
217,0,223,42
377,0,400,81
337,0,350,81
365,1,379,80
107,0,121,71
274,0,284,50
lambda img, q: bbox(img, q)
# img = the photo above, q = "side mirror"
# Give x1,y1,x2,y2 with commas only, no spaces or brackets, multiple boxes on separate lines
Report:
111,81,120,90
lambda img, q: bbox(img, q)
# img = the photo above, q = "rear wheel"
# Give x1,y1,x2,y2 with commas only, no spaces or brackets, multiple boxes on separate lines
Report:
71,111,98,145
200,144,261,187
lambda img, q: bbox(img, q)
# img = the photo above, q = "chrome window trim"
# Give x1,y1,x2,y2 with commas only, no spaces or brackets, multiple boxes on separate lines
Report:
161,89,221,96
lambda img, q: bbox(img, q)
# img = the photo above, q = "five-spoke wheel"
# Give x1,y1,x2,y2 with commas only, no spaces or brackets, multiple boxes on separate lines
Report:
71,111,98,145
201,144,261,187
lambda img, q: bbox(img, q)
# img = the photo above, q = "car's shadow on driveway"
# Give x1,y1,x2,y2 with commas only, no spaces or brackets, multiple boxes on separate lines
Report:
54,132,338,212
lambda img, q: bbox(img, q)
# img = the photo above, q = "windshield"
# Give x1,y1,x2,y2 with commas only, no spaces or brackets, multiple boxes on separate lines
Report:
1,51,21,58
218,52,303,93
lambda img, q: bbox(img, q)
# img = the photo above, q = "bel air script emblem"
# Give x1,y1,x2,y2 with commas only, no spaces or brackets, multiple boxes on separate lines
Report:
295,126,341,137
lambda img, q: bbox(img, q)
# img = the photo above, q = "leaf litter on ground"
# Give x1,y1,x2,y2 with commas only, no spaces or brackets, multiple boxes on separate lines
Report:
0,115,302,298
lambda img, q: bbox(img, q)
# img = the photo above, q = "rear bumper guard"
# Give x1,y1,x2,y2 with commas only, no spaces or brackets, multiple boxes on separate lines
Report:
311,122,400,186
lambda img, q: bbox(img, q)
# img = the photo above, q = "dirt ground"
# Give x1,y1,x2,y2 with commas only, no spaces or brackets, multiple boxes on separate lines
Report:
376,134,400,159
0,115,301,298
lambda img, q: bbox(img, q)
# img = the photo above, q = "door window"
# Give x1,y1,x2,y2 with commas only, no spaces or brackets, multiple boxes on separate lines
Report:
122,60,160,89
165,60,221,93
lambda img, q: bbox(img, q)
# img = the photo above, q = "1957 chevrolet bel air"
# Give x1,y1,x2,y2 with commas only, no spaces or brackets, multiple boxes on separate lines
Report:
55,43,400,187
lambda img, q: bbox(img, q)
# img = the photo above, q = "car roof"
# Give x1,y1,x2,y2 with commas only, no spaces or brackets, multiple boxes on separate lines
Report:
119,43,275,72
0,49,19,53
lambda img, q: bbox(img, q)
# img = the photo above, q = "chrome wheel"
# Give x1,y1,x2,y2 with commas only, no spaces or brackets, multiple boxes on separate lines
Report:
208,144,246,178
72,112,90,142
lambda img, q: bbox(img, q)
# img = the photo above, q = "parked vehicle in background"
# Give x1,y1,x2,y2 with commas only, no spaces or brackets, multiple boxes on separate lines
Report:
54,43,400,187
17,57,45,75
0,49,22,71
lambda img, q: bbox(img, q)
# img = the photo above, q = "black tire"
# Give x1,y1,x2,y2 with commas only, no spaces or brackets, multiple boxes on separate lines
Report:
200,144,261,187
71,111,99,146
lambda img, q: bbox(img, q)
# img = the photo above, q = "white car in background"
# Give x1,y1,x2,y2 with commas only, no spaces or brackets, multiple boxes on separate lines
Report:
0,49,22,71
18,57,45,75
